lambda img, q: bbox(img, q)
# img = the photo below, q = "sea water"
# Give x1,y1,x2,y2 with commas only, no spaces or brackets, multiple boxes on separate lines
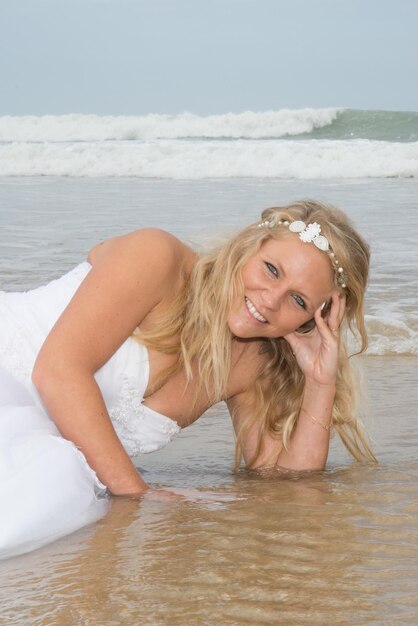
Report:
1,176,417,357
0,108,417,178
1,109,418,625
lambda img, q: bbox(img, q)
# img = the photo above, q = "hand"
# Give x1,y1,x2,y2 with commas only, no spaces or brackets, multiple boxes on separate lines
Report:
140,487,186,502
141,486,244,504
284,291,346,387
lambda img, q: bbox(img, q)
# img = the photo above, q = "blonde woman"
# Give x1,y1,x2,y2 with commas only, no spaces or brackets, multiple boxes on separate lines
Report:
0,200,374,558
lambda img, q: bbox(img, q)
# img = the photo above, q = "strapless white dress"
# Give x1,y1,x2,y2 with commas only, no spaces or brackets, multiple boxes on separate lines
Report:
0,263,181,560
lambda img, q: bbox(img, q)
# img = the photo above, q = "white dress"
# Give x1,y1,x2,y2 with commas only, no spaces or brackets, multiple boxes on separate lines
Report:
0,262,181,560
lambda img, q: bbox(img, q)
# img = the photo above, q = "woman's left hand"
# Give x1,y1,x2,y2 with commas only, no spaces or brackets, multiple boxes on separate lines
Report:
284,291,346,387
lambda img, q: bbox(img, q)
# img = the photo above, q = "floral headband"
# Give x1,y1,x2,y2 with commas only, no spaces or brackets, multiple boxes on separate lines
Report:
258,217,347,288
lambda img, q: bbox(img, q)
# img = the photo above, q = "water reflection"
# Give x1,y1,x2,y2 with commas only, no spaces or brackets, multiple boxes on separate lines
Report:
1,178,418,625
2,459,418,625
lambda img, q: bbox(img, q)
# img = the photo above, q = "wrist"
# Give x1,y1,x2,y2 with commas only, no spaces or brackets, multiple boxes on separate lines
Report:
304,377,337,395
300,407,332,431
111,482,149,497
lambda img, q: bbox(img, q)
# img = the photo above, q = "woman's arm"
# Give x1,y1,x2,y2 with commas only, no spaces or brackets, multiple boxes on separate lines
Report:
32,229,190,495
228,292,344,471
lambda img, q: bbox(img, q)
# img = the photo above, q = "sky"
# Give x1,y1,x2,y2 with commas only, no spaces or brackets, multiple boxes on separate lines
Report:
1,0,417,116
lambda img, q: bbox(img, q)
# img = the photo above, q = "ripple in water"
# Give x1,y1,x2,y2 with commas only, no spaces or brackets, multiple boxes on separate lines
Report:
1,178,418,625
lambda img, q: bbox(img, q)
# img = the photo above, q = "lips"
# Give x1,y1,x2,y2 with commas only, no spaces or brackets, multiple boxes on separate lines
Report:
245,297,267,323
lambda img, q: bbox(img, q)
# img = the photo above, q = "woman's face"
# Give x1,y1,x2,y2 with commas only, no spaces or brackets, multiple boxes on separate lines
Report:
227,235,335,339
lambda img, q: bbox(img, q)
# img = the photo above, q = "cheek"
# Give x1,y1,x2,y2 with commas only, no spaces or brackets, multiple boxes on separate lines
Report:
242,257,262,281
240,266,253,288
264,310,301,337
279,305,311,332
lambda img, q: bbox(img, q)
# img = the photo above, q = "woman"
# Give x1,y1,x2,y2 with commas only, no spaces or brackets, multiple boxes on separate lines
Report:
0,199,374,559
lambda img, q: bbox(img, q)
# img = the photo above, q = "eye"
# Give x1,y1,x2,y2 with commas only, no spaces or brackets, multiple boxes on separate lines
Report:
293,294,306,310
265,262,279,278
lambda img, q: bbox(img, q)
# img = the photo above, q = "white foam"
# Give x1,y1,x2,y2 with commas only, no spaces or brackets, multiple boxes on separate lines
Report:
0,137,417,178
366,314,418,356
0,109,340,142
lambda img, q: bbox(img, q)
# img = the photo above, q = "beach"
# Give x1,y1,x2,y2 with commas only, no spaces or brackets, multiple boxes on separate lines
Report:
2,356,418,626
2,0,418,613
1,170,418,624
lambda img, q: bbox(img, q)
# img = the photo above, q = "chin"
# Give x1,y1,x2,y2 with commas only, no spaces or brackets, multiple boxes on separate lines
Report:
227,319,266,340
227,319,253,339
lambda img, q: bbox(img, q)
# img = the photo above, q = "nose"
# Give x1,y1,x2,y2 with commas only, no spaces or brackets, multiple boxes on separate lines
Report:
260,283,285,311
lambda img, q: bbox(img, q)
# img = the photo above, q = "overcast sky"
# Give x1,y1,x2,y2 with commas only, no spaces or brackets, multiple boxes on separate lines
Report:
1,0,417,116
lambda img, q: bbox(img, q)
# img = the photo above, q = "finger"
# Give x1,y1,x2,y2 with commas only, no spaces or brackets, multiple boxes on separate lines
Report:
328,292,346,333
315,297,340,339
314,305,335,339
325,292,343,333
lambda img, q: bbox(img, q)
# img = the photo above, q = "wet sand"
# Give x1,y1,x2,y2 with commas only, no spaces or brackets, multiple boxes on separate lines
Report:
1,177,417,623
1,357,418,626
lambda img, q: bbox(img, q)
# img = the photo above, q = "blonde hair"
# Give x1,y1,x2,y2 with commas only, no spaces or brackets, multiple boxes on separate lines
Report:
138,199,376,466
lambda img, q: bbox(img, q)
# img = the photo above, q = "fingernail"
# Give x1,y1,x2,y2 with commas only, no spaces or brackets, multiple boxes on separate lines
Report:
320,302,326,311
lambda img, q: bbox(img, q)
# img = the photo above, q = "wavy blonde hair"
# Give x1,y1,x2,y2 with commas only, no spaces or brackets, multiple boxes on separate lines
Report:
138,199,376,466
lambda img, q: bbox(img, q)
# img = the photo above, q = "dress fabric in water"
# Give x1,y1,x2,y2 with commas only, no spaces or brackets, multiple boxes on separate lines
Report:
0,263,181,560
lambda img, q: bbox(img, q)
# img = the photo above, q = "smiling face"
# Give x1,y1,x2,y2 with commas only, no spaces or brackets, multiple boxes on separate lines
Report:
227,234,335,339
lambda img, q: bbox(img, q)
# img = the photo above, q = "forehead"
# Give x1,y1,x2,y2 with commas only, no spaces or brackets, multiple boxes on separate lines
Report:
259,235,334,294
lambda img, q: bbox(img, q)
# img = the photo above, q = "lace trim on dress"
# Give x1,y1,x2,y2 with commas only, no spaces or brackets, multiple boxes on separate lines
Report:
53,436,109,496
0,300,34,385
109,374,181,457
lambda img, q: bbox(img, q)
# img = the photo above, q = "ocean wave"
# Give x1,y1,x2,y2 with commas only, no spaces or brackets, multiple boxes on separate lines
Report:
0,109,341,142
1,109,416,143
366,315,418,356
304,109,418,143
1,137,417,178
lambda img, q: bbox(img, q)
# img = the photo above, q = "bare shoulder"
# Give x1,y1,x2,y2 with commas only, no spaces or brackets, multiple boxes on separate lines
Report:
83,229,197,332
88,228,195,274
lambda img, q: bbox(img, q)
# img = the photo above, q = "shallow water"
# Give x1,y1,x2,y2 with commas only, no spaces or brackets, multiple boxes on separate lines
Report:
1,178,418,625
1,176,417,355
1,358,418,626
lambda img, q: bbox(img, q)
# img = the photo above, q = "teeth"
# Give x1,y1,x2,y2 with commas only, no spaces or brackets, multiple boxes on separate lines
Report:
245,297,267,323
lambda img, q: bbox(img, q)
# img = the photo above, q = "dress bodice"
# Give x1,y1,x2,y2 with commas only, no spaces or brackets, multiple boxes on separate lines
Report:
0,262,181,457
0,262,184,559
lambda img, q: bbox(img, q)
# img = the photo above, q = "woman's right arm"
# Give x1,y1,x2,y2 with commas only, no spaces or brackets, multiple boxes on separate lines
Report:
228,293,345,472
32,228,188,496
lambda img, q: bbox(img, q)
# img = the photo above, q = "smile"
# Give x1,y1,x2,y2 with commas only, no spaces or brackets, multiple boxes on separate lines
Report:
245,297,267,323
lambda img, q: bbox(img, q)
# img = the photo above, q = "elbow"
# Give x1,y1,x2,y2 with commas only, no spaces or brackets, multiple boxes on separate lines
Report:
32,354,93,401
305,460,327,472
298,450,328,472
32,353,65,396
276,449,328,473
278,460,327,474
32,357,42,390
297,453,328,472
31,356,52,393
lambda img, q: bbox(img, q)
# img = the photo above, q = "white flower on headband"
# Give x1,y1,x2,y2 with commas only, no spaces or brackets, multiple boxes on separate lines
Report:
257,216,346,287
289,221,330,251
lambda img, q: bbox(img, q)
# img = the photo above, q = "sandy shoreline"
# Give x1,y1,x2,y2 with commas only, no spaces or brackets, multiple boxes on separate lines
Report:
2,356,418,625
1,177,418,623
